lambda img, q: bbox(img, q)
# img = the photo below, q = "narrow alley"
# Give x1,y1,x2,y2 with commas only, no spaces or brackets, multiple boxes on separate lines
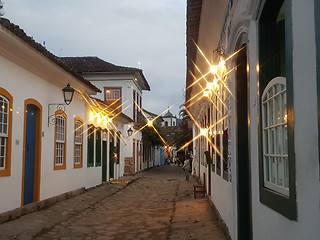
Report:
0,165,228,240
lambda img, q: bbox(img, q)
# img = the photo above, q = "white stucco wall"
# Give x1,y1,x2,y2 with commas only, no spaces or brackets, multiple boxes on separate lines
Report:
250,0,320,239
190,0,237,237
89,77,144,167
162,116,177,127
88,78,143,122
0,56,101,213
189,0,320,239
154,147,161,166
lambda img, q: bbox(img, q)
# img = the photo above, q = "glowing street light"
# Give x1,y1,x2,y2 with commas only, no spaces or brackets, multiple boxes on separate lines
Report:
182,43,247,154
210,65,218,75
147,120,153,127
219,59,226,67
207,82,214,90
200,128,208,136
106,117,112,123
207,78,220,91
203,90,210,97
218,59,226,73
213,78,219,88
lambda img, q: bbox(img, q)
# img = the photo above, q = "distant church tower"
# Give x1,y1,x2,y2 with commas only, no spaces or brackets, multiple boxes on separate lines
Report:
162,109,177,127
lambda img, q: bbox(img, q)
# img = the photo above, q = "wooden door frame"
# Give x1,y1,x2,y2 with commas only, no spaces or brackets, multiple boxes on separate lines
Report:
102,130,107,182
133,139,136,172
236,44,252,239
21,99,42,206
109,130,115,179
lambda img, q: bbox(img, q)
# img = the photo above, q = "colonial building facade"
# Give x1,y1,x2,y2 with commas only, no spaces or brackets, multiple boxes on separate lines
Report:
0,17,151,215
186,0,320,239
60,57,151,176
0,18,101,213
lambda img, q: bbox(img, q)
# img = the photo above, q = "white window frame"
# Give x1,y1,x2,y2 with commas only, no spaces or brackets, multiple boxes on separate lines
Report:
105,88,121,101
262,77,289,196
0,95,9,170
55,114,65,166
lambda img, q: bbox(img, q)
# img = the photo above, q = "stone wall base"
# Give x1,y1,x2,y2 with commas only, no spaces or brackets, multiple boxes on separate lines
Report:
207,196,232,240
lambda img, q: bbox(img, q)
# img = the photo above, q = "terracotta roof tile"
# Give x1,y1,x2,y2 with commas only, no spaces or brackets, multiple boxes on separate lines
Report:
59,57,140,73
59,56,150,91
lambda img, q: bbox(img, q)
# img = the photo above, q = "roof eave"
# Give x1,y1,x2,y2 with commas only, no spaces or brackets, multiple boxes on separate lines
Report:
186,0,203,109
136,70,150,91
81,70,151,91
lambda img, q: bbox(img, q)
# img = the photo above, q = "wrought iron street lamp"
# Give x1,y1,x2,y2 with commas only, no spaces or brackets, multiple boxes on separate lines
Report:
48,83,75,126
62,83,75,105
127,127,133,137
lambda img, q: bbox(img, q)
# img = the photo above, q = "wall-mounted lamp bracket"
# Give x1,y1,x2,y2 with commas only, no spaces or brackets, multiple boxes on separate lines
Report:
47,103,66,126
47,83,75,126
214,46,226,56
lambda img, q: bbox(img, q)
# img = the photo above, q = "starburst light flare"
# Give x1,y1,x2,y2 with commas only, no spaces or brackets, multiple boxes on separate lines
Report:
203,90,210,97
147,120,153,127
128,102,173,144
186,67,210,90
151,124,167,146
192,39,212,67
179,104,230,155
200,128,208,136
187,39,246,107
210,65,218,75
71,89,130,143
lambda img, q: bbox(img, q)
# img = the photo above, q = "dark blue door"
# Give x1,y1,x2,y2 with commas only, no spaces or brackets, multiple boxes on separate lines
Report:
24,105,36,205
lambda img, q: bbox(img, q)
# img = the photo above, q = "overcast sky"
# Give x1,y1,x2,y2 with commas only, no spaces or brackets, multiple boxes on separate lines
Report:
2,0,186,117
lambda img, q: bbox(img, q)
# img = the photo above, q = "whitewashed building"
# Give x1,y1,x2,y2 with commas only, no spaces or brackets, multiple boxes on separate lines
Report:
0,18,102,213
60,57,151,175
142,108,165,167
186,0,320,239
161,109,177,127
0,16,152,216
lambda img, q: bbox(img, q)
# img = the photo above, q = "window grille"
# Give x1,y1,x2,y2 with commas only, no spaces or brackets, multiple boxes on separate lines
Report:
0,96,9,170
106,89,121,101
262,77,288,196
55,115,65,166
74,120,82,165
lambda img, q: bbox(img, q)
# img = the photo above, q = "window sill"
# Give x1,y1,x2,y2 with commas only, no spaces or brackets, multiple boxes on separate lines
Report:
74,163,83,169
260,186,296,220
54,164,66,170
0,169,11,177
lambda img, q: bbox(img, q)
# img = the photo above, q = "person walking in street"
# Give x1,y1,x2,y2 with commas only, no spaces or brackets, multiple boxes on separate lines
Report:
182,156,191,182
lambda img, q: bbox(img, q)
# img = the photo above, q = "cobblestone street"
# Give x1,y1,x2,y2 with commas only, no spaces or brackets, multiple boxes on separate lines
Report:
0,165,228,240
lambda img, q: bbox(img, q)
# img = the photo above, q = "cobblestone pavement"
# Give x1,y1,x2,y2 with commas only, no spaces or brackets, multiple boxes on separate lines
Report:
0,165,228,240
